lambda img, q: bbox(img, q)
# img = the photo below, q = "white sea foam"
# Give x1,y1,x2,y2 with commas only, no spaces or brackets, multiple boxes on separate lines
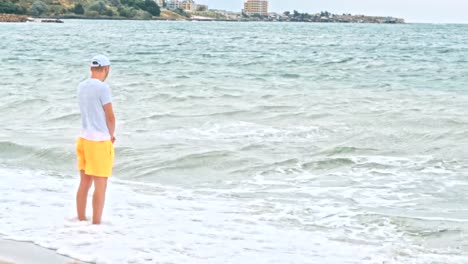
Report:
1,167,467,264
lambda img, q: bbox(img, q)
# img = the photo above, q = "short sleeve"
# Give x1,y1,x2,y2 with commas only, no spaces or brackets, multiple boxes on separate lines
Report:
100,84,112,106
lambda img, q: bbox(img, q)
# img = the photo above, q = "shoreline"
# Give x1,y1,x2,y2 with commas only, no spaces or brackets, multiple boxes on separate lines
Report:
1,16,463,24
0,13,405,24
30,18,409,24
0,238,84,264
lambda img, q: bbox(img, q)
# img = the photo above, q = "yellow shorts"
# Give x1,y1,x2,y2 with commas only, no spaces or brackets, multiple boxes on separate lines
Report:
76,137,114,177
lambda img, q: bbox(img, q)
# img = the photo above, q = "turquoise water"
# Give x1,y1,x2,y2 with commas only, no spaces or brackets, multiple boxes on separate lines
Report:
0,20,468,263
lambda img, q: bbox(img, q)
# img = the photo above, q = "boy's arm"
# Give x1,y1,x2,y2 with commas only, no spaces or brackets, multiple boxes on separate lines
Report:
103,103,115,143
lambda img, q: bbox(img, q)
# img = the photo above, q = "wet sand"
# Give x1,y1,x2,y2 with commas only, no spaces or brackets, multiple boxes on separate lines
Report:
0,238,84,264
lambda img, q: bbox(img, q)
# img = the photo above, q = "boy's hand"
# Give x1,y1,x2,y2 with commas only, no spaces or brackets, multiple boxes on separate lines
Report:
111,136,116,144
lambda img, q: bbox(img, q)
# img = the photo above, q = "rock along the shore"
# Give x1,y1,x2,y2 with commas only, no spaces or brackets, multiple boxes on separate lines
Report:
0,14,28,22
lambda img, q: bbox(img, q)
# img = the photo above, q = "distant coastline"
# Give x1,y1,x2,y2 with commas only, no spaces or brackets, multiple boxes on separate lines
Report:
0,1,403,24
1,12,405,24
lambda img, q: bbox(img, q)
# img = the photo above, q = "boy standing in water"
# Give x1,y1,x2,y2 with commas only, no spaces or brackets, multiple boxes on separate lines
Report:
76,55,115,225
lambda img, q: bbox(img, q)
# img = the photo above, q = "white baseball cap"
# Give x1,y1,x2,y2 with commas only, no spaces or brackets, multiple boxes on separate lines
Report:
91,55,110,67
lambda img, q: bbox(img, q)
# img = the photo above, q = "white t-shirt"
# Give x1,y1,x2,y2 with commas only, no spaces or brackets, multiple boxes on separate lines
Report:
78,78,112,141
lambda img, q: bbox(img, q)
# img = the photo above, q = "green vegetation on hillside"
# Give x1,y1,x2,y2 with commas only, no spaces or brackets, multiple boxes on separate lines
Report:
0,0,162,19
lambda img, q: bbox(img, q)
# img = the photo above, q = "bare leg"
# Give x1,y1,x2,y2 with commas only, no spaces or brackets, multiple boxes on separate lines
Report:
92,176,108,225
76,170,93,221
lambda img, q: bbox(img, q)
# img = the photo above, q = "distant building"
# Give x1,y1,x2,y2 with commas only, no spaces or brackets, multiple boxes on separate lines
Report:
179,0,195,11
166,0,205,11
165,0,179,9
243,0,268,16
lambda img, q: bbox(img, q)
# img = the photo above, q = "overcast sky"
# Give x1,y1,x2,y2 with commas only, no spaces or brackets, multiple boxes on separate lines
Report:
196,0,468,23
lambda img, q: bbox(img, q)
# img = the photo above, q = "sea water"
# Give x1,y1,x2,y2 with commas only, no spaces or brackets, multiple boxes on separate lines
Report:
0,20,468,263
